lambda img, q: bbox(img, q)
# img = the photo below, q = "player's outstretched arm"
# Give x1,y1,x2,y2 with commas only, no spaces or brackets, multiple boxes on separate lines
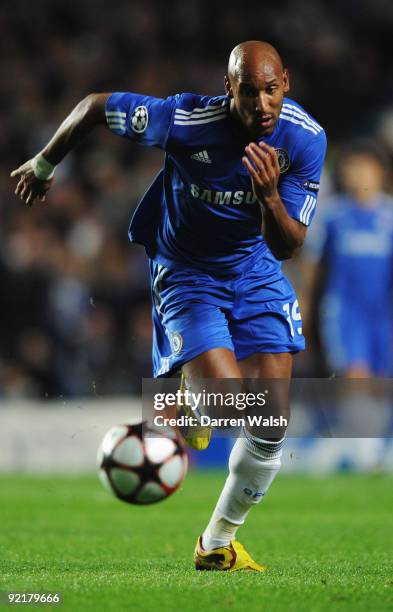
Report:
243,141,306,260
10,93,109,206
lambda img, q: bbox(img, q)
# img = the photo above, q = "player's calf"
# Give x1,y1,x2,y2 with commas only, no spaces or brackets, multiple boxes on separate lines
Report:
201,431,284,551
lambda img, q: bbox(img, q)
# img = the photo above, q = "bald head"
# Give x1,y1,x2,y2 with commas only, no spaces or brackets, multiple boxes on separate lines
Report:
225,40,289,137
228,41,284,83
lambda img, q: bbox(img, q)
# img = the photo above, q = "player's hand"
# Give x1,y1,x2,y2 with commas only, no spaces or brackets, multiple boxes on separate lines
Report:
10,160,53,207
242,142,280,204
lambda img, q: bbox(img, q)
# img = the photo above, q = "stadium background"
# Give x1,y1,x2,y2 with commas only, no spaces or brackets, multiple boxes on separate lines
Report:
1,0,393,472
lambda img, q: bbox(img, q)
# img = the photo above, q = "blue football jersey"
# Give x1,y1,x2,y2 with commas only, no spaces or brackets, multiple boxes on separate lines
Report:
105,92,327,277
318,195,393,308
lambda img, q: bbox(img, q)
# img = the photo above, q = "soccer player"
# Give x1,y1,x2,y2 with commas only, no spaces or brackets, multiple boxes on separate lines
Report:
11,41,327,571
310,141,393,377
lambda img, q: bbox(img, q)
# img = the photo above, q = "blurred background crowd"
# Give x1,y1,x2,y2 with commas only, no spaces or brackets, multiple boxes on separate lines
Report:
1,0,393,398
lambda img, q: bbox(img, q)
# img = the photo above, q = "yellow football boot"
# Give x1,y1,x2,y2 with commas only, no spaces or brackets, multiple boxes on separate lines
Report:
176,372,211,451
194,537,267,572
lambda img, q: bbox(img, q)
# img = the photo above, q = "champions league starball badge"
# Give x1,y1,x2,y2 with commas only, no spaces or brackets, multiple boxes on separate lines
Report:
275,148,290,173
131,106,149,133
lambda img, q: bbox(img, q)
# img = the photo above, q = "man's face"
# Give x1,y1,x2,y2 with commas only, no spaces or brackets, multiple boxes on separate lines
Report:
340,154,385,204
225,60,289,138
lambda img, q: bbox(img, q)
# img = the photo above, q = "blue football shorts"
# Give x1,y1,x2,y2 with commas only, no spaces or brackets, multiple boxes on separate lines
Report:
150,260,305,377
320,293,393,375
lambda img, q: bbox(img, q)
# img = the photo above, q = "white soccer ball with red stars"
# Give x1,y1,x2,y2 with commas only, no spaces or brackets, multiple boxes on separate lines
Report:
97,422,188,505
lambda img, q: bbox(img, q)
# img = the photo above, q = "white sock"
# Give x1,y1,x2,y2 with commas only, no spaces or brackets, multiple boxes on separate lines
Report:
202,434,284,551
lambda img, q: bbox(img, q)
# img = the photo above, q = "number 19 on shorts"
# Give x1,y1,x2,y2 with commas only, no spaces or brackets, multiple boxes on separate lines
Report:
283,300,302,337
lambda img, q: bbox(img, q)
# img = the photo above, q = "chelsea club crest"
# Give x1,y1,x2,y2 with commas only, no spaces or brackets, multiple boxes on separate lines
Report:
275,148,290,173
170,332,183,355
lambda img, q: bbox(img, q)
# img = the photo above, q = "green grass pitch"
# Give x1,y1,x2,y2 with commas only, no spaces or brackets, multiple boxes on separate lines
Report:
1,472,392,611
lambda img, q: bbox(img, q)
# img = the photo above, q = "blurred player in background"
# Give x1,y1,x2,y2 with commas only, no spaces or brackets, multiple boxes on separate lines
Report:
10,41,326,571
312,141,393,377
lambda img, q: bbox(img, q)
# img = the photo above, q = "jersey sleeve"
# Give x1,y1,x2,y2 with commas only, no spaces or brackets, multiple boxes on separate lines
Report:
278,130,327,227
105,92,177,150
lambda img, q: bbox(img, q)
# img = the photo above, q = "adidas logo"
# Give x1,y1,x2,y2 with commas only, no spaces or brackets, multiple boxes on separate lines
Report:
190,150,211,164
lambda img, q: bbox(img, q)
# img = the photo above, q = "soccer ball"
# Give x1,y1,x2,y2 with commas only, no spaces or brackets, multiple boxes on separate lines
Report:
97,422,187,505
